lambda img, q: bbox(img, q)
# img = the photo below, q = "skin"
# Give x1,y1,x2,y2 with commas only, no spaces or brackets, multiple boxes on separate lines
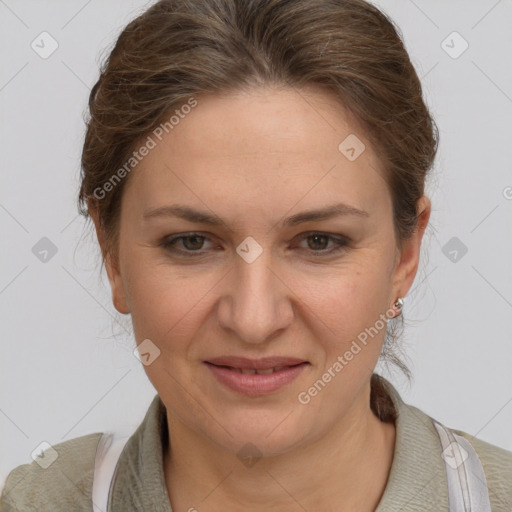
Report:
91,84,430,511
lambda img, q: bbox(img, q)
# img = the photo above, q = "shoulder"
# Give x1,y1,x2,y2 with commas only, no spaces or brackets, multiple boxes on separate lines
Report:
0,432,103,512
381,378,512,509
453,428,512,510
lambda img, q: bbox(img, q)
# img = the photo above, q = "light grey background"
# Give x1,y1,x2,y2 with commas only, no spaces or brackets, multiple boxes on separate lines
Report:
1,0,511,484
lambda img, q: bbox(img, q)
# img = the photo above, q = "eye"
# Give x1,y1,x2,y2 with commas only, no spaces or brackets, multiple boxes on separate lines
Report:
160,233,215,256
295,232,349,255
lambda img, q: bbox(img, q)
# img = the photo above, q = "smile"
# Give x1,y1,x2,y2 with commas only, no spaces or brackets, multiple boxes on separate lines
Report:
204,356,309,396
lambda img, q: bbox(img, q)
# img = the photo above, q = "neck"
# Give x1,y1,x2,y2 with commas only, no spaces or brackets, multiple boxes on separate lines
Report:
164,380,396,512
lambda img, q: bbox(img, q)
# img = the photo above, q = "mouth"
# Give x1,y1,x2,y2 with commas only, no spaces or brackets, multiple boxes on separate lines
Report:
204,356,309,396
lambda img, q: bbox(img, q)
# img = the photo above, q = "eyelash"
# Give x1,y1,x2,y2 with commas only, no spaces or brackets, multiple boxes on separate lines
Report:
160,231,349,258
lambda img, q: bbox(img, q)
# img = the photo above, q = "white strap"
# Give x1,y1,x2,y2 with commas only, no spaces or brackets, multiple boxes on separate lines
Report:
92,432,130,512
433,420,492,512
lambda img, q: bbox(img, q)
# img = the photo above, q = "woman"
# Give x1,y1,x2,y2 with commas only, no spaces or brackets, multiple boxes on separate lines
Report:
1,0,511,510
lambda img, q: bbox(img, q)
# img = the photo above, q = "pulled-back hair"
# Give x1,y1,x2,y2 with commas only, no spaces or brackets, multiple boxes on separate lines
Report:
78,0,439,420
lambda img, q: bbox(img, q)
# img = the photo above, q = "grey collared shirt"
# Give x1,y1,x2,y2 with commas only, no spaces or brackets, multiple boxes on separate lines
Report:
2,377,512,511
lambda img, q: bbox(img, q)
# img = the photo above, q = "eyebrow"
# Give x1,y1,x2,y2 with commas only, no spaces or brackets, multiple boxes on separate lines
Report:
143,202,369,228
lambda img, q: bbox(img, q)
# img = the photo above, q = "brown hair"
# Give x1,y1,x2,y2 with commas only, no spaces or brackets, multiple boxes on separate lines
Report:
78,0,439,419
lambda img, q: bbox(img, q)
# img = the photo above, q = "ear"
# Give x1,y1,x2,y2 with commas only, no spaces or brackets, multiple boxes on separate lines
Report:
89,201,130,315
391,195,431,304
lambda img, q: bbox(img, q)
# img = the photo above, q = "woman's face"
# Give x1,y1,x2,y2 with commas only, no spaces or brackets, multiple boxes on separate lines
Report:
99,85,429,455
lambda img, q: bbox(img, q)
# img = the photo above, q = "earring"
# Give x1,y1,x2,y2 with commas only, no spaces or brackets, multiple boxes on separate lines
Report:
393,297,404,317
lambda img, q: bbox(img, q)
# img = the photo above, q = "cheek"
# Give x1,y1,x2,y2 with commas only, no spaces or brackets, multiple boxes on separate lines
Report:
290,261,392,373
123,259,221,354
125,268,206,391
297,262,390,328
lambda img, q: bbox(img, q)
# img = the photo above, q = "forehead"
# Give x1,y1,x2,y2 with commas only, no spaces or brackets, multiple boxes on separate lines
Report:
122,86,391,224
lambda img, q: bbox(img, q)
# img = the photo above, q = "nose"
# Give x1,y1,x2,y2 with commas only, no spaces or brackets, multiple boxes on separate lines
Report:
217,245,294,345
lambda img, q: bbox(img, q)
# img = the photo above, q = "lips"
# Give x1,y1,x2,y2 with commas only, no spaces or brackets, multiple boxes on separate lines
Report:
204,356,309,396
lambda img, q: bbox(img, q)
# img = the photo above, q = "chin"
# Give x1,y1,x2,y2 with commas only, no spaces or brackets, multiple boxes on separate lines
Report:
207,410,311,458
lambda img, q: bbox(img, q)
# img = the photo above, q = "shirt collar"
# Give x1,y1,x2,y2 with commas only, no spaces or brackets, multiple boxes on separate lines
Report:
109,393,172,511
375,377,448,511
